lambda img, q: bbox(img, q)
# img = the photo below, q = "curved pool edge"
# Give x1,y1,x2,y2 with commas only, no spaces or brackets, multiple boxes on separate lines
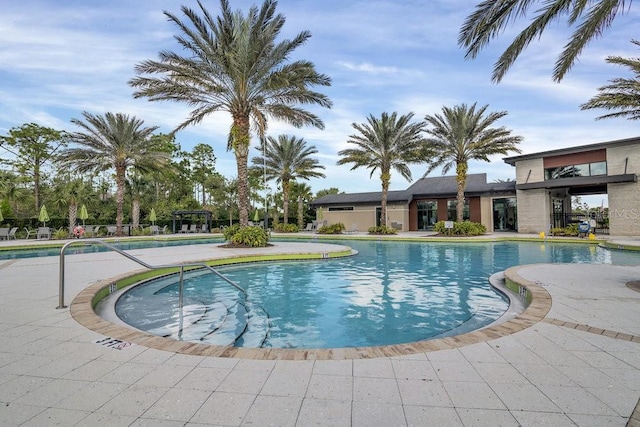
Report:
71,250,553,360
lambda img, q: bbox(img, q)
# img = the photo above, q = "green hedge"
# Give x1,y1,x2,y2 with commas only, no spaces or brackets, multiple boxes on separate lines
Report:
433,220,486,236
367,225,398,235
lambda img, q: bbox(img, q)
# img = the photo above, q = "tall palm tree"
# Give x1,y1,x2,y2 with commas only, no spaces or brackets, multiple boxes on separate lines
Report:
252,134,325,224
423,103,523,222
337,112,426,228
129,0,332,226
59,112,171,236
580,39,640,121
291,181,313,228
459,0,633,82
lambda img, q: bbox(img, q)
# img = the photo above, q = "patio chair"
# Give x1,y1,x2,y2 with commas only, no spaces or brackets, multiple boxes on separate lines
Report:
91,225,102,237
159,225,168,234
303,223,314,232
106,226,116,236
200,224,208,233
24,227,36,239
345,224,359,234
150,225,159,235
179,224,189,233
0,228,8,240
36,227,51,240
188,224,198,233
7,227,18,240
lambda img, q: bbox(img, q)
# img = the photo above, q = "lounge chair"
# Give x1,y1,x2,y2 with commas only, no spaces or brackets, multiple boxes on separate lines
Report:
303,223,314,232
345,224,359,234
7,227,18,240
0,228,8,240
36,227,51,240
24,227,36,239
200,224,208,233
160,225,168,234
90,225,102,237
179,224,189,233
188,224,197,233
150,225,159,235
106,226,116,236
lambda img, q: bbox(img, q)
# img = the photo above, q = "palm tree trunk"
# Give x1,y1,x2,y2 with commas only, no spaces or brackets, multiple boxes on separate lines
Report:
282,180,290,224
115,163,126,236
68,202,77,231
232,118,251,226
132,198,140,228
381,171,390,227
456,162,468,222
297,194,304,228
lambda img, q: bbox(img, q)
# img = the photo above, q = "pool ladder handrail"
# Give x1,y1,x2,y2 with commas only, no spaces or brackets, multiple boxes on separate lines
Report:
58,239,247,309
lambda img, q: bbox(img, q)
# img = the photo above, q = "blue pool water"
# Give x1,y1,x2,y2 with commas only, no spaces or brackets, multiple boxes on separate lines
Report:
113,240,640,349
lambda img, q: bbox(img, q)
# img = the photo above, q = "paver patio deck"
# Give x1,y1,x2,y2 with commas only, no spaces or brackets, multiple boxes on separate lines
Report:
0,233,638,426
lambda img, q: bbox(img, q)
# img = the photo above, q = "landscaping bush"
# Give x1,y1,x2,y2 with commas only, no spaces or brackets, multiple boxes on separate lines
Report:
433,220,486,236
223,223,241,241
367,225,398,235
272,222,299,233
229,226,269,247
317,222,346,234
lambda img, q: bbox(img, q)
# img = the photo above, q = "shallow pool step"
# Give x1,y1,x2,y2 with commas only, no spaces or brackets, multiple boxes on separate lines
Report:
165,301,230,342
233,302,270,348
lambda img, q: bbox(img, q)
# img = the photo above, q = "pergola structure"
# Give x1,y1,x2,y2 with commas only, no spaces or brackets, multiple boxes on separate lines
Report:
171,210,213,233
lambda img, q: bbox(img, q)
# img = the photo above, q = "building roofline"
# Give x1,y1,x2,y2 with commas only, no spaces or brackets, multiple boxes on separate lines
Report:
503,136,640,166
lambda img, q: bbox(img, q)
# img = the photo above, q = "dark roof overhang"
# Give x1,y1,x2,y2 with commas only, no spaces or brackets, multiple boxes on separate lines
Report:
515,174,637,190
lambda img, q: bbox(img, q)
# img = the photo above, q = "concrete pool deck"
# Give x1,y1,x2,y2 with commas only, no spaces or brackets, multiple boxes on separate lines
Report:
0,234,639,426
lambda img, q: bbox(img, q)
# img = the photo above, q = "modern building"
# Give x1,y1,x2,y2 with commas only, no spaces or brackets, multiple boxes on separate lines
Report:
311,136,640,236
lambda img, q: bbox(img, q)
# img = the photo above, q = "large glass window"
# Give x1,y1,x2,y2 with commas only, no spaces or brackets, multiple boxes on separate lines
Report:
545,161,607,180
493,198,517,231
417,201,437,229
447,200,469,221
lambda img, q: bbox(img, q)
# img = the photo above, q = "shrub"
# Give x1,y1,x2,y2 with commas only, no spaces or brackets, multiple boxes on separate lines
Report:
229,226,269,247
367,225,398,235
317,222,346,234
564,223,579,236
433,220,486,236
53,228,69,240
272,222,299,233
223,224,241,241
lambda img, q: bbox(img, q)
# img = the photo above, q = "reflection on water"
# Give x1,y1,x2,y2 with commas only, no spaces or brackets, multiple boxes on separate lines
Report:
115,241,638,349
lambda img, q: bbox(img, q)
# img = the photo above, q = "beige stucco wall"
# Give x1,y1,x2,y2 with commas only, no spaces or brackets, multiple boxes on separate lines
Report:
607,145,640,236
480,197,493,231
318,203,409,231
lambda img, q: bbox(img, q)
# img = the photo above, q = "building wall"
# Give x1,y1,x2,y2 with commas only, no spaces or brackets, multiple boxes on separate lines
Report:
516,158,545,183
607,145,640,236
514,188,550,233
319,203,409,231
480,197,493,231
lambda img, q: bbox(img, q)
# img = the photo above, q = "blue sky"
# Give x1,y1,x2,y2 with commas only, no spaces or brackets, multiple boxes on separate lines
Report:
1,0,638,208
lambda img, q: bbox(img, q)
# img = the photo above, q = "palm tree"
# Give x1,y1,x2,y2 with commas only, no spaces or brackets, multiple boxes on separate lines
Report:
580,39,640,121
252,135,325,224
423,103,523,222
337,112,426,228
459,0,633,82
291,181,313,228
129,0,332,226
59,112,171,236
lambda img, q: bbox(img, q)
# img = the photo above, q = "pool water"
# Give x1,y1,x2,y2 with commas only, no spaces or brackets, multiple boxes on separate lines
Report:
114,240,640,349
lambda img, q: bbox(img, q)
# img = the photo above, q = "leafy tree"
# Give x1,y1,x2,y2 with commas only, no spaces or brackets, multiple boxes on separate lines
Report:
190,143,217,205
337,112,425,227
0,123,67,212
59,112,171,236
423,103,522,222
459,0,634,82
252,134,325,224
129,0,332,226
581,39,640,121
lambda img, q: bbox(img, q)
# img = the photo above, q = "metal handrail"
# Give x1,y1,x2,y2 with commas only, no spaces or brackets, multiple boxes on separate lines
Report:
58,239,246,309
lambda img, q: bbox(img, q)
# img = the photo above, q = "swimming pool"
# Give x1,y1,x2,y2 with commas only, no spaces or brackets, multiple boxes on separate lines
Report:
111,240,640,349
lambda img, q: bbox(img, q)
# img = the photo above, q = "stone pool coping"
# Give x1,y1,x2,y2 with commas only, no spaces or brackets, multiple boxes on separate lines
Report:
70,245,553,360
